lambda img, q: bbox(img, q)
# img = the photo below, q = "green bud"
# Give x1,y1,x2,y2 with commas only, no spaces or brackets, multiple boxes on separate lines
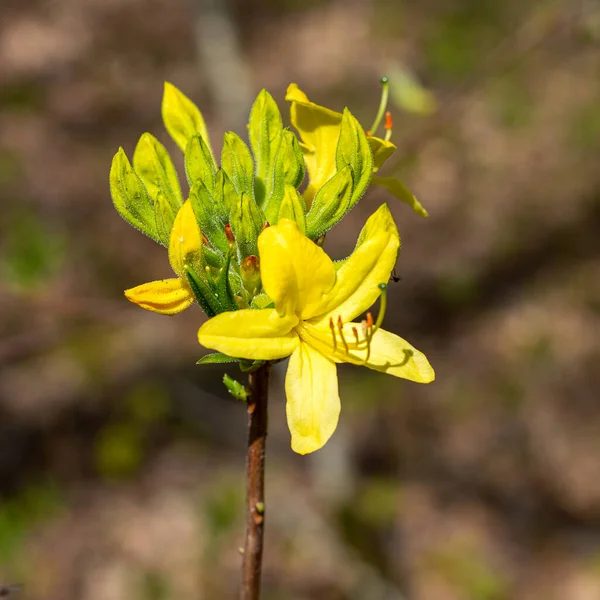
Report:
277,184,306,234
110,147,162,244
305,165,353,239
230,192,266,261
213,169,235,224
221,132,254,198
154,190,178,246
249,89,283,206
279,128,305,189
189,179,230,253
133,133,183,216
240,255,261,295
185,133,217,190
162,82,212,155
336,108,373,208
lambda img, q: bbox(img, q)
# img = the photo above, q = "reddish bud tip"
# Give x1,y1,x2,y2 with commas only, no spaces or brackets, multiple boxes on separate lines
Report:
263,221,270,230
224,223,235,243
201,234,209,245
365,130,372,137
384,111,393,130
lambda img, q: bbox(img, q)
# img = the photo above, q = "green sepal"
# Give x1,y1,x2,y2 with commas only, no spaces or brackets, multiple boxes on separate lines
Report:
189,179,230,253
336,108,373,209
249,89,283,206
133,132,183,217
372,176,428,217
196,353,239,365
251,293,274,309
202,245,225,269
162,82,212,155
305,165,353,239
223,374,251,401
110,147,162,245
277,184,306,234
221,132,255,198
214,248,238,312
230,192,266,261
185,133,217,190
154,190,178,246
184,263,220,317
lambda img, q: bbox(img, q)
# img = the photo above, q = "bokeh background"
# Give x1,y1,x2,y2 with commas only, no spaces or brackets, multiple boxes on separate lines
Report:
1,0,600,598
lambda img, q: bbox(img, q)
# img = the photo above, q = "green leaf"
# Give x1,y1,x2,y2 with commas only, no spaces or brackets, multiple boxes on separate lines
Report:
372,175,429,217
223,374,250,401
229,192,266,260
189,179,230,253
248,89,283,206
133,132,183,213
277,184,306,234
162,82,212,155
221,132,255,197
305,165,353,239
110,147,162,244
185,133,217,190
197,353,238,365
335,108,373,209
154,191,178,246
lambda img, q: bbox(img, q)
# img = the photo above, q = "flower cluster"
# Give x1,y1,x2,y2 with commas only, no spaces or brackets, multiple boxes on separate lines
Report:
110,81,434,453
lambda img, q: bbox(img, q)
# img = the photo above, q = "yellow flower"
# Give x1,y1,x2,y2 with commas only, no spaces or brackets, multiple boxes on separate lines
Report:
285,84,427,217
125,199,203,315
197,205,434,454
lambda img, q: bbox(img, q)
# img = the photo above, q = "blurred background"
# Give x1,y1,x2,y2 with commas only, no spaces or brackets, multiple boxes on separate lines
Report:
1,0,600,598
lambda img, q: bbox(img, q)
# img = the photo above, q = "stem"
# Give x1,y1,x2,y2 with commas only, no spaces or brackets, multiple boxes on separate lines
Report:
240,363,270,600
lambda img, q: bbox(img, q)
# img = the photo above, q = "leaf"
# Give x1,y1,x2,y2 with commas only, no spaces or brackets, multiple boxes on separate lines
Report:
223,374,250,401
196,353,239,365
221,132,255,197
110,147,162,244
133,132,183,214
185,133,217,190
248,89,283,206
162,82,212,154
277,184,306,234
372,175,429,217
335,108,373,209
305,165,353,239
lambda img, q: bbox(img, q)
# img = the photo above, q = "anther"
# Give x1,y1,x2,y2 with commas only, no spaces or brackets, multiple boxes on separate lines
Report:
368,76,390,137
352,326,360,346
337,315,349,354
329,317,337,351
384,111,393,142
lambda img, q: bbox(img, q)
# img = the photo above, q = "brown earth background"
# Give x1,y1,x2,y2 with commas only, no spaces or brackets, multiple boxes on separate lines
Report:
1,0,600,598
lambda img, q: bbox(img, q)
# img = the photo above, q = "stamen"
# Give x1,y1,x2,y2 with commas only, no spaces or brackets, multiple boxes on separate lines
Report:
352,326,360,346
337,315,349,354
329,317,337,351
384,111,393,142
368,76,390,137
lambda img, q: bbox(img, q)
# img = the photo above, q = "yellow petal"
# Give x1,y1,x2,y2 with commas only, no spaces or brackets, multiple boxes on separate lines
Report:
368,137,396,172
298,321,434,383
285,83,342,205
258,219,336,319
310,204,399,324
350,327,435,382
372,176,428,218
125,278,194,315
168,199,203,277
285,341,340,454
197,308,299,360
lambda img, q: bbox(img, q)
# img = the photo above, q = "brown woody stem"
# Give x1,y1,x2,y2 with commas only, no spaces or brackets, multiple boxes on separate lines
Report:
240,363,270,600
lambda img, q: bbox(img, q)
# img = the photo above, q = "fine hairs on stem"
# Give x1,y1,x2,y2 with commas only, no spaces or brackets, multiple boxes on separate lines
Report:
240,363,270,600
